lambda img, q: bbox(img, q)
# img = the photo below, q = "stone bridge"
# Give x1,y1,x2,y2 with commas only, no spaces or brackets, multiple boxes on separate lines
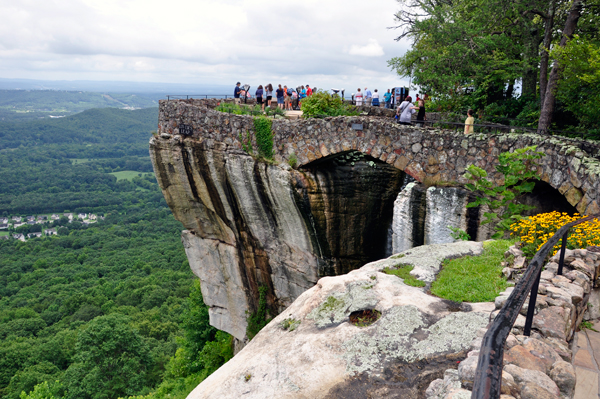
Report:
157,99,600,215
152,99,600,340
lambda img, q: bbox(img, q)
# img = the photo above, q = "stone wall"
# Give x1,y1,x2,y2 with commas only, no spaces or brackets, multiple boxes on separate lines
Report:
157,99,600,215
428,247,600,399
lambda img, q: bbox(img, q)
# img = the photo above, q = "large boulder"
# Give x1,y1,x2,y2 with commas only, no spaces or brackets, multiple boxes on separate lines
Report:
188,246,490,399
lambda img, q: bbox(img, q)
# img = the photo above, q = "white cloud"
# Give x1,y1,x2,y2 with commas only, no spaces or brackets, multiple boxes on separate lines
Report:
348,39,385,57
0,0,413,91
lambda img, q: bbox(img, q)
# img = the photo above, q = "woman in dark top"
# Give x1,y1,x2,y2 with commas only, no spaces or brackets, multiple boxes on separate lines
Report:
265,84,273,109
416,99,426,126
276,84,284,109
255,85,264,110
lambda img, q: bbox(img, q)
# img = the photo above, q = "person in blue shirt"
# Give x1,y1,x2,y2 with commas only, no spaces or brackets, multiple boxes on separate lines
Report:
383,89,392,109
299,86,307,108
364,87,372,106
234,82,241,104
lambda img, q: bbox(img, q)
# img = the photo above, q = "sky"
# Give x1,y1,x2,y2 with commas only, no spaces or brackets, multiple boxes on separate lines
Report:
0,0,413,94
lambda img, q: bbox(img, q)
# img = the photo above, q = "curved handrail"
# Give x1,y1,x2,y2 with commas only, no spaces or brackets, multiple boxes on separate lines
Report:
471,213,599,399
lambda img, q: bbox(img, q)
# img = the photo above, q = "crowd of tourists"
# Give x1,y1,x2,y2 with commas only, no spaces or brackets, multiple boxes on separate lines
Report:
233,82,474,134
234,82,316,111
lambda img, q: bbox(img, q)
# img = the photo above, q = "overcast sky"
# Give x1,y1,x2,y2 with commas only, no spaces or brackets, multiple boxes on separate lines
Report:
0,0,413,93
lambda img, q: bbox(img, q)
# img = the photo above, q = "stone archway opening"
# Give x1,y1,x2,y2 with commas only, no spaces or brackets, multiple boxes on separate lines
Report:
294,151,410,277
519,181,578,216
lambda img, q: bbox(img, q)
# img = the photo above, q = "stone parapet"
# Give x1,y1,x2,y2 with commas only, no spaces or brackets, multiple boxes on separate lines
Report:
428,247,599,399
157,99,600,215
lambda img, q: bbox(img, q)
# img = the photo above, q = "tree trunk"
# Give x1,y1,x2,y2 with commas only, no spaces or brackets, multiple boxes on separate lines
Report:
539,0,556,107
522,25,541,99
538,0,583,134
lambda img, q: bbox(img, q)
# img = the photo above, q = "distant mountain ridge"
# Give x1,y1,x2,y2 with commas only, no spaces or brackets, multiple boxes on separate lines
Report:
0,89,160,122
0,107,158,150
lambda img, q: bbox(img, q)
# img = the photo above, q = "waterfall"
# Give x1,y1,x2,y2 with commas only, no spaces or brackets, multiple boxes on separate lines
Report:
392,182,426,253
392,184,485,254
424,187,469,245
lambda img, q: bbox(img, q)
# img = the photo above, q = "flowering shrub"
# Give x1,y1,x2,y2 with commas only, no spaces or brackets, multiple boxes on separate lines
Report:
509,211,600,256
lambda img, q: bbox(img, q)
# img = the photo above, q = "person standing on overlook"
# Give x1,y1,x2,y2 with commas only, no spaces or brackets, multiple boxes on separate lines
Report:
364,87,372,106
299,86,307,108
234,82,242,104
284,86,291,110
255,85,264,109
383,89,392,109
464,109,475,134
265,84,273,110
355,88,363,106
276,84,284,109
397,95,416,125
372,89,380,107
292,89,299,110
306,85,313,96
416,99,426,126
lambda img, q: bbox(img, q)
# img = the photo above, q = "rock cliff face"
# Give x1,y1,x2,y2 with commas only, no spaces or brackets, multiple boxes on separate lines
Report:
150,137,407,340
186,242,492,399
297,155,408,275
151,99,592,340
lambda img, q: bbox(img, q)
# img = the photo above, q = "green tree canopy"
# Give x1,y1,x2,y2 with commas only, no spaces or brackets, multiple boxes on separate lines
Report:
62,314,151,399
389,0,600,134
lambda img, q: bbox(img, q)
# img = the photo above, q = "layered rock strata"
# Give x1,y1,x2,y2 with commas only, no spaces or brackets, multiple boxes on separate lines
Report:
151,137,407,340
392,183,490,252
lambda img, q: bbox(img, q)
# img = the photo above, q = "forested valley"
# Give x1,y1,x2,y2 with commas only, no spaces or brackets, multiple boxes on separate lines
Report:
0,106,231,399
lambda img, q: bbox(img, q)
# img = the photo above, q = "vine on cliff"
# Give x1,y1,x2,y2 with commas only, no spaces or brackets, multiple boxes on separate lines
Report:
246,286,272,340
253,116,274,160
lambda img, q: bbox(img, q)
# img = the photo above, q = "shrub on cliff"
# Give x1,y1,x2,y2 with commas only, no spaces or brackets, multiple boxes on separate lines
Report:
301,91,358,118
253,116,274,160
464,145,544,239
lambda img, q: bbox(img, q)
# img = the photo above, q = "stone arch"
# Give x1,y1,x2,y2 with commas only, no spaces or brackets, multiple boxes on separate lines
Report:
158,99,600,216
153,98,600,341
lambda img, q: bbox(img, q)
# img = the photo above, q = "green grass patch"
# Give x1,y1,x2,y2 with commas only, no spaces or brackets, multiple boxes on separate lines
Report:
279,318,301,332
0,231,9,236
383,264,426,287
430,239,513,303
110,171,155,181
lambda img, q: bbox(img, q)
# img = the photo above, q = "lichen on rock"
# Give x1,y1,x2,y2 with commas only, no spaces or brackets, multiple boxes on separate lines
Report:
342,305,488,374
306,281,379,328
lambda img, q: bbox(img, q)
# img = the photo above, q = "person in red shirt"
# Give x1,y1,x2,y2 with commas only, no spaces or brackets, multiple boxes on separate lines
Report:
306,85,313,96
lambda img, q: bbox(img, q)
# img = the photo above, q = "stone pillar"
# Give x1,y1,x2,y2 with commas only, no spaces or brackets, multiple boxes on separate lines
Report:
424,187,470,245
392,182,426,253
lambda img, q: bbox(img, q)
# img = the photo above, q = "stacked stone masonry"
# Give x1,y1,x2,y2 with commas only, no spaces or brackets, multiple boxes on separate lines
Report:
427,247,600,399
157,99,600,216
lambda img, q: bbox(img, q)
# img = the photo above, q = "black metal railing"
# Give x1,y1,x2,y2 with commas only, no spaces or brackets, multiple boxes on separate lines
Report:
471,213,599,399
166,95,233,100
433,120,595,142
